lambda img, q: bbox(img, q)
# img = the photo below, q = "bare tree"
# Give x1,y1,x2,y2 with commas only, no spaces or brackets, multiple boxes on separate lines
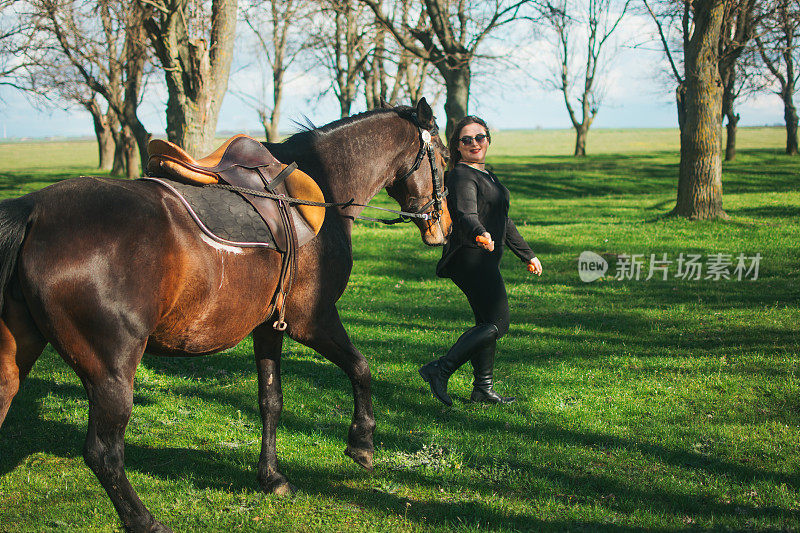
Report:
540,0,630,156
360,0,533,137
143,0,238,155
645,0,729,219
361,2,441,109
19,46,119,171
84,96,120,171
236,0,311,141
0,0,34,91
28,0,152,177
718,0,759,161
309,0,372,118
755,0,800,155
362,22,390,109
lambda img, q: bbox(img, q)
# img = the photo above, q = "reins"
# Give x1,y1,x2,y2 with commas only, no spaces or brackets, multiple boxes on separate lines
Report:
205,162,354,209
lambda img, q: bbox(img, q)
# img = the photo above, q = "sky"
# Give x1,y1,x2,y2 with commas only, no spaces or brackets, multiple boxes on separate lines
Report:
0,12,786,140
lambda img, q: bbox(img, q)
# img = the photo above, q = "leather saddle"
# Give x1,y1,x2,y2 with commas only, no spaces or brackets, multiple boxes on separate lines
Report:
147,134,325,251
146,134,326,331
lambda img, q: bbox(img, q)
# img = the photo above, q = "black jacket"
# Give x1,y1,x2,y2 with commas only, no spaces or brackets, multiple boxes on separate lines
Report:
437,162,535,277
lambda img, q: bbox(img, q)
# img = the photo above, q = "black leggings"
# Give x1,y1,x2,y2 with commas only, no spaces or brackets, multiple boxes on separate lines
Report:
448,247,510,338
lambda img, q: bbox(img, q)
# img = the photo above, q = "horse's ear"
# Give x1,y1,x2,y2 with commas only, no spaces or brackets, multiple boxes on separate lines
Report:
379,96,392,109
415,97,434,128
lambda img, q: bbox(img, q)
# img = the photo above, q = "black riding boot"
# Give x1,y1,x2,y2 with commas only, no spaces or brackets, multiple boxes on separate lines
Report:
470,340,516,404
419,324,499,406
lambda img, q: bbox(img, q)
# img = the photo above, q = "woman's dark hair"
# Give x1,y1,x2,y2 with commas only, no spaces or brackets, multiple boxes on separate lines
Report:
448,115,491,170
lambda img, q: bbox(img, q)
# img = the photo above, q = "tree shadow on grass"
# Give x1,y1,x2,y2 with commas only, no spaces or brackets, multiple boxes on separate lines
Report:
489,149,800,202
0,170,98,196
728,205,800,219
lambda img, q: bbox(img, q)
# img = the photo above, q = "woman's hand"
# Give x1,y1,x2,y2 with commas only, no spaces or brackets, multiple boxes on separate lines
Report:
475,232,494,252
527,257,542,276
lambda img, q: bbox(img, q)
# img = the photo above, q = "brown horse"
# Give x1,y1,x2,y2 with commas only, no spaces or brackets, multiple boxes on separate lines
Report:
0,99,451,532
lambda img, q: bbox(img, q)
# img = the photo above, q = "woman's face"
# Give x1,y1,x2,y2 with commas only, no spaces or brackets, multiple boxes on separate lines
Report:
456,122,490,164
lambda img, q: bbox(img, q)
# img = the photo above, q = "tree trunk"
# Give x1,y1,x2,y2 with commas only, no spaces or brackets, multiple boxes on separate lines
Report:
721,62,738,162
148,0,238,156
339,97,353,119
783,87,799,155
442,64,470,139
267,71,281,142
96,123,115,171
127,119,151,178
725,112,738,161
94,118,115,171
574,125,588,157
123,126,138,180
266,112,280,143
85,99,115,171
111,126,126,177
671,0,727,220
112,143,126,176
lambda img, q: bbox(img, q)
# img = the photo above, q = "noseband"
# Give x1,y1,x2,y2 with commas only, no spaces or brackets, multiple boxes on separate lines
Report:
347,113,448,225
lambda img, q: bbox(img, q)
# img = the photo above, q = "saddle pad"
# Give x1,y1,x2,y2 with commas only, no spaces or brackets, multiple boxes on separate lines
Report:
143,177,277,249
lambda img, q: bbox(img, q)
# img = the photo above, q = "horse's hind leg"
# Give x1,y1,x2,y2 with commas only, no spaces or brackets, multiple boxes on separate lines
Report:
252,325,294,495
0,296,47,429
293,308,375,470
76,344,171,533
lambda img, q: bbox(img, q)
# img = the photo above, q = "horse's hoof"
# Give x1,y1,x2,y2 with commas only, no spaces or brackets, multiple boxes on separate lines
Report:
259,476,297,496
344,445,373,470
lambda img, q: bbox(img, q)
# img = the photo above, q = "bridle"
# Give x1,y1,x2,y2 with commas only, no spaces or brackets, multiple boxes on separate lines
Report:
346,113,448,226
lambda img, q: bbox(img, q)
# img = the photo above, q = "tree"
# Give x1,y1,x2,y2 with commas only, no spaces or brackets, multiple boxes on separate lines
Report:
540,0,630,156
360,2,440,109
645,0,729,220
718,0,759,161
755,0,800,155
30,76,121,171
0,1,33,91
143,0,238,155
362,22,390,109
310,0,372,118
237,0,311,141
361,0,532,137
29,0,152,177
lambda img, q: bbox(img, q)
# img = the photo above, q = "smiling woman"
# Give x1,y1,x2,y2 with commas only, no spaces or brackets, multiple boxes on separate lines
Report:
419,115,543,406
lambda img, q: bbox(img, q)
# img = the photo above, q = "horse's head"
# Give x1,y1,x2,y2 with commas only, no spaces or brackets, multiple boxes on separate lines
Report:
385,98,452,246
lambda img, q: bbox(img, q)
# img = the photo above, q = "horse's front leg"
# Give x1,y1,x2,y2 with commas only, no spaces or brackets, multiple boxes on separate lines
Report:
293,307,375,470
252,324,294,495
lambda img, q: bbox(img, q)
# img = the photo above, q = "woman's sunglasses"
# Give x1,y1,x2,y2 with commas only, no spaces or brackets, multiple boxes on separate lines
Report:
459,133,490,146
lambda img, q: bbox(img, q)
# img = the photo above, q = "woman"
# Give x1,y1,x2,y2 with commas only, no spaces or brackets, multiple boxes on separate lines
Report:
419,116,542,405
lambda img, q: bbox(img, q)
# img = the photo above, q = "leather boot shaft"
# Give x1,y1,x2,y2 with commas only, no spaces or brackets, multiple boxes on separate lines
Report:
470,333,516,404
470,340,496,390
420,323,499,406
438,323,499,376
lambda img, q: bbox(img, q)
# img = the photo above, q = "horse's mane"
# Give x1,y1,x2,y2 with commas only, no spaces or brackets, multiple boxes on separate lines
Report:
281,106,415,147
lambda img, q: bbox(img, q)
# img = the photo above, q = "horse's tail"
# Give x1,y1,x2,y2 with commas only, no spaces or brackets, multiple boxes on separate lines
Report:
0,196,35,313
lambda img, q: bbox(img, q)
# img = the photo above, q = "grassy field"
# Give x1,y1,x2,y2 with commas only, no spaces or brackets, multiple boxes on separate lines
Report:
0,128,799,532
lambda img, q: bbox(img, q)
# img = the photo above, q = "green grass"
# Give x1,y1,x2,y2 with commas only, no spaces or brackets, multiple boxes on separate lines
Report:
1,128,799,531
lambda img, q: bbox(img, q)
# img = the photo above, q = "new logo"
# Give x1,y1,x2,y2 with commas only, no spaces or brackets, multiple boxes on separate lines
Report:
578,251,608,282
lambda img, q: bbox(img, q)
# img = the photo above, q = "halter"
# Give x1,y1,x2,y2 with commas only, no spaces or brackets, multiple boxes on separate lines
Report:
347,113,448,225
